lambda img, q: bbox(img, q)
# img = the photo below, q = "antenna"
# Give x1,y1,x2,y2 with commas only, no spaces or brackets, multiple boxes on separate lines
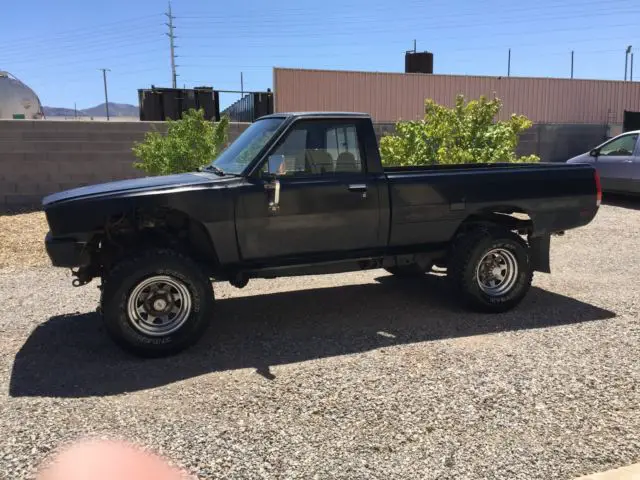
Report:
570,50,574,79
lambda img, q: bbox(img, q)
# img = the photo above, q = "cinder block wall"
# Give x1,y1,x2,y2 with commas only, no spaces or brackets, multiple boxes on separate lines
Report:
375,122,607,163
0,120,249,209
0,119,608,210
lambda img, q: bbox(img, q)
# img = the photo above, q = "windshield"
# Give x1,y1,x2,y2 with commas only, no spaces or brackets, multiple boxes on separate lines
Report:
211,118,284,175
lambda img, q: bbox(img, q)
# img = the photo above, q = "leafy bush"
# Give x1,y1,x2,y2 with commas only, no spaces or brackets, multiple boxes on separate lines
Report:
133,109,230,176
379,95,539,166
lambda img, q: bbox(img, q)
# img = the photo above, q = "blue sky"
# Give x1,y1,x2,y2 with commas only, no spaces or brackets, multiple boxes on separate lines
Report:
2,0,639,109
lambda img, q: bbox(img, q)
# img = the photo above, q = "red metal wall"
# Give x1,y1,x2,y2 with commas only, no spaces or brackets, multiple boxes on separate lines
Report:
274,68,640,124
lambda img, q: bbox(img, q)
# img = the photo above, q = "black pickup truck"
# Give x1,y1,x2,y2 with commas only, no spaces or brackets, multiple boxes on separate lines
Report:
43,112,601,356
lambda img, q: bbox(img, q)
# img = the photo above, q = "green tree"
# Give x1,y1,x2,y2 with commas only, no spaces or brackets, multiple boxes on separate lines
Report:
379,95,539,166
133,109,230,176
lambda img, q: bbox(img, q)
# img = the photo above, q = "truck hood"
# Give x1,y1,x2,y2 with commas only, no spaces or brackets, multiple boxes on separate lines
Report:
42,172,226,206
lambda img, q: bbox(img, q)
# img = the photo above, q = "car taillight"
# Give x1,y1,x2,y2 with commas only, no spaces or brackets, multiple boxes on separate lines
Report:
594,169,602,207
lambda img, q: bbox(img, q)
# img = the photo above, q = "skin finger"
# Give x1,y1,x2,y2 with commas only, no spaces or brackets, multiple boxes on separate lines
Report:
37,439,191,480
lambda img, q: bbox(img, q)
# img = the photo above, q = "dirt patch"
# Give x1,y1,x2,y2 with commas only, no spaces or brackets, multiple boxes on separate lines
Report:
0,211,49,267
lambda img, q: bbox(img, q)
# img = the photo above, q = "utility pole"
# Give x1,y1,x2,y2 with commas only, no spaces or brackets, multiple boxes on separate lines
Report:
99,68,111,120
624,45,632,81
240,72,244,97
74,102,78,119
165,1,178,88
570,50,574,79
413,39,417,53
507,48,511,77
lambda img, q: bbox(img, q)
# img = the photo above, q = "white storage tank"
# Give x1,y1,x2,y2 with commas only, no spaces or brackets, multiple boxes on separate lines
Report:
0,71,44,119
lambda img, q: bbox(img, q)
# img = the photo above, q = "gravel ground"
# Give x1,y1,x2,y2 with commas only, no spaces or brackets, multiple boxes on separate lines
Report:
0,211,49,268
1,200,639,479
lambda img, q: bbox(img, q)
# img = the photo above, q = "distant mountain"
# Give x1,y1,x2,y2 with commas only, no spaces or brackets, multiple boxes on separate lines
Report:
43,102,138,117
42,106,76,116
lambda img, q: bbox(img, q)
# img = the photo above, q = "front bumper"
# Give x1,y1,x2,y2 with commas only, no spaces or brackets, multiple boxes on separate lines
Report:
45,232,91,267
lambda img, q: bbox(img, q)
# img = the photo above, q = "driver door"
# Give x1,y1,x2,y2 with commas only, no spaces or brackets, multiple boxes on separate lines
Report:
595,132,639,193
235,118,383,262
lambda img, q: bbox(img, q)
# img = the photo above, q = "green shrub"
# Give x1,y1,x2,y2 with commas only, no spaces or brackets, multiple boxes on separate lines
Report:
133,109,230,176
379,95,539,166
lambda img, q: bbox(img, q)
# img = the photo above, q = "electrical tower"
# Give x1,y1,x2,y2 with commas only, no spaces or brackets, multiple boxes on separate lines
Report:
165,1,178,88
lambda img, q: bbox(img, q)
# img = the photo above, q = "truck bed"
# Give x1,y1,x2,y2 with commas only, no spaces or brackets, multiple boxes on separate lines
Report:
384,161,567,173
383,162,599,248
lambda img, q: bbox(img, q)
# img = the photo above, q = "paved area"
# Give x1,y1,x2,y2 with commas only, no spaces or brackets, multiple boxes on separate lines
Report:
1,201,639,479
576,462,640,479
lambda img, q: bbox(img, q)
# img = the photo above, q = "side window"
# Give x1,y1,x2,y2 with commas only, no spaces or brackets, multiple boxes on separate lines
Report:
271,128,307,174
268,121,364,176
325,125,363,173
600,134,638,156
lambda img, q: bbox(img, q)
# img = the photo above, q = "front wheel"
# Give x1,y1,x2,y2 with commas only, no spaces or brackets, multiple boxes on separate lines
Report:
449,230,533,313
101,249,214,357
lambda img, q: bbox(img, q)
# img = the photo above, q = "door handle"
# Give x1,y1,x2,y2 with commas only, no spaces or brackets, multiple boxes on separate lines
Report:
348,184,367,192
264,179,280,213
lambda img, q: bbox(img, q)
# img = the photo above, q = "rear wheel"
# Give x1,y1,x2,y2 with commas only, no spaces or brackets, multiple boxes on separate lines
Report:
449,229,533,313
101,249,214,357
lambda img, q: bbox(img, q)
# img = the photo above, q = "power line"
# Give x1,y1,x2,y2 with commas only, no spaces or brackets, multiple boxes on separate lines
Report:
2,29,165,58
178,17,639,41
4,41,166,67
176,0,636,21
4,13,162,46
5,48,167,69
21,65,169,88
179,3,639,27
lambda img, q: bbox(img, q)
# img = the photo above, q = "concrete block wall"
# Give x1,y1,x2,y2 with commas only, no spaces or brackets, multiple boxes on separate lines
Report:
533,124,608,162
0,120,249,209
0,119,609,210
375,121,608,163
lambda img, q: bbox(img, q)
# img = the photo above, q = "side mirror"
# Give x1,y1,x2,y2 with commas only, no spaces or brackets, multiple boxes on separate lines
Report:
267,154,285,176
589,148,599,157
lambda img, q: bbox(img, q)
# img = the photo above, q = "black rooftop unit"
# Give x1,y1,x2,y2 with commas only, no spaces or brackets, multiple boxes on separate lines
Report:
405,51,434,74
138,87,220,121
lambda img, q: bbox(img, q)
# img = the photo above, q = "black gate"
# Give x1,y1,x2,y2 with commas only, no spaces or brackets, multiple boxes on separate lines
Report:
220,90,274,122
623,110,640,132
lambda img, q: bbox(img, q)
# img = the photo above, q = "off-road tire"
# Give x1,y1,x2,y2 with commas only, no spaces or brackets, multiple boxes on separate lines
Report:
101,249,214,357
448,229,533,313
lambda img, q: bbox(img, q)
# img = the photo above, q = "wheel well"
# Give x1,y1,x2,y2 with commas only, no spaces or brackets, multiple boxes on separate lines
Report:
93,207,219,274
431,208,533,270
456,208,533,238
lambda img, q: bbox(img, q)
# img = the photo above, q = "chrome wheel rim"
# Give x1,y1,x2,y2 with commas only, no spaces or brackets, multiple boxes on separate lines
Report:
475,248,519,297
126,275,192,337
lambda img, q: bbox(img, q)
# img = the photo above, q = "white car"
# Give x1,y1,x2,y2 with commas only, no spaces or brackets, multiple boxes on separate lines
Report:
567,130,640,195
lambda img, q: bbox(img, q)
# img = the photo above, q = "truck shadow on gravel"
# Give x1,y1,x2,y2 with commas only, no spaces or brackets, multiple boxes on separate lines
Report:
603,193,640,210
10,274,615,398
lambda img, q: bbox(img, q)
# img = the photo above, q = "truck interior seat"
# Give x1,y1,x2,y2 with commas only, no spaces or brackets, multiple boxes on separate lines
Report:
335,152,359,173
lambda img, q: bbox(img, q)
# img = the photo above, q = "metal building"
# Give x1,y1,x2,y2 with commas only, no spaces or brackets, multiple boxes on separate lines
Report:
0,71,44,119
273,67,640,125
